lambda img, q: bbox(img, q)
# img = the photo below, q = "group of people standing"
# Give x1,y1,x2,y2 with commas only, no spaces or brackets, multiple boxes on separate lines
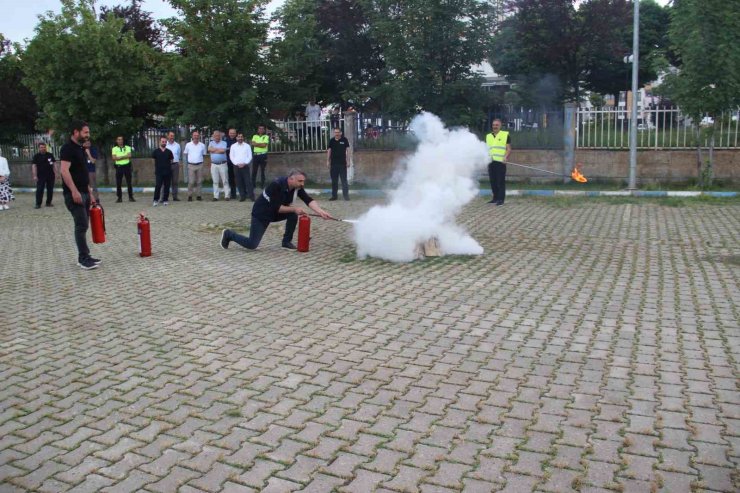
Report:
172,126,270,205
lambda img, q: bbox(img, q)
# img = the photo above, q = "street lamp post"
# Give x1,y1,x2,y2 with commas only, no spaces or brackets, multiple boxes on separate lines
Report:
627,0,639,190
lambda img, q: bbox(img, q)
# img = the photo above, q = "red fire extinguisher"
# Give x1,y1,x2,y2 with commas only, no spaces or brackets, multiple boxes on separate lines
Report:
137,213,151,257
90,203,106,244
297,214,311,252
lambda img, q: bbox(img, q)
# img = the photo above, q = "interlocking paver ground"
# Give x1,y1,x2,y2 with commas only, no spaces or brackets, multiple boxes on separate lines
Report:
1,193,739,492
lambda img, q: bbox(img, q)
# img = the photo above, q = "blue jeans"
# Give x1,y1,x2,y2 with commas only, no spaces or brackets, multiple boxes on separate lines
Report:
63,191,91,261
227,213,297,249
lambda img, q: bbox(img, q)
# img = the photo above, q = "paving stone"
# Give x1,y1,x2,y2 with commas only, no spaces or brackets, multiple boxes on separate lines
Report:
2,196,739,492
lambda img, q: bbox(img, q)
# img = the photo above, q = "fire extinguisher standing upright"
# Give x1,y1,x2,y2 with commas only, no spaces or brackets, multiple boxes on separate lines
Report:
90,203,106,244
137,213,151,257
297,214,311,252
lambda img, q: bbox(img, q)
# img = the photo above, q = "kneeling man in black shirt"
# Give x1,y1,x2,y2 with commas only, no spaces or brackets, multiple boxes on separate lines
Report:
220,169,333,250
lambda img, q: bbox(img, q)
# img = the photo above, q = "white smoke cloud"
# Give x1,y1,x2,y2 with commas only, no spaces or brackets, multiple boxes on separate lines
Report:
353,112,490,262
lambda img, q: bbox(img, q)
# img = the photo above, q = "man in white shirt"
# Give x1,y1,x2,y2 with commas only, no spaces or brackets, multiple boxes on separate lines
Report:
208,130,229,201
229,132,254,201
184,131,206,201
165,131,182,201
306,99,322,144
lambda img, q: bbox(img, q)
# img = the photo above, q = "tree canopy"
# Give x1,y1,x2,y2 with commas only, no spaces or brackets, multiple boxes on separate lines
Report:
490,0,671,105
160,0,269,130
21,0,155,146
269,0,384,112
366,0,496,126
0,37,38,141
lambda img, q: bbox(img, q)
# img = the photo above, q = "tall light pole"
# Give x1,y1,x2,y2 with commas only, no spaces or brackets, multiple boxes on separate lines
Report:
628,0,639,190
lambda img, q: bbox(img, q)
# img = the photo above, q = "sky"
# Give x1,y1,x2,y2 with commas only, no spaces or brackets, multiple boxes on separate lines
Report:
0,0,285,45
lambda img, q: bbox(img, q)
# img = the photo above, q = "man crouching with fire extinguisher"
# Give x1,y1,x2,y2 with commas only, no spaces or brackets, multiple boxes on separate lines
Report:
60,121,102,270
220,168,333,251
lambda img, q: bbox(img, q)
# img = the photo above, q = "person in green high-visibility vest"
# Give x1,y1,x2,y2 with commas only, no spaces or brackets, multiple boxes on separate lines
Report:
112,136,135,202
251,125,270,190
485,119,511,205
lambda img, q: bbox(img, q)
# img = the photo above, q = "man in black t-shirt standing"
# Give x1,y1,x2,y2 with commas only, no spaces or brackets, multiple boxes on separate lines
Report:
327,127,350,201
32,143,58,209
60,121,100,270
151,136,174,206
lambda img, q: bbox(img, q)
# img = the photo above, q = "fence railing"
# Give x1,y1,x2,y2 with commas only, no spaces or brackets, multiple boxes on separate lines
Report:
577,106,740,149
270,119,342,153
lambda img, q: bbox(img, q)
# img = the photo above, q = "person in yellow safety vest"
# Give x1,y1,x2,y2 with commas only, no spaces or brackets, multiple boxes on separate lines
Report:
251,125,270,190
112,136,135,203
485,118,511,205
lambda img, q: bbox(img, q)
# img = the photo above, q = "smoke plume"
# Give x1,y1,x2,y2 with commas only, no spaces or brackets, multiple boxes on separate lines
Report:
353,112,490,262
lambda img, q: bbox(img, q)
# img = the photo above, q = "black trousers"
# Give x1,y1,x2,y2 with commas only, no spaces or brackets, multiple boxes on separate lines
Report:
228,213,297,250
63,190,91,262
488,161,507,204
227,161,237,198
35,173,55,206
115,164,134,199
252,154,267,189
154,173,171,202
330,162,349,199
234,165,254,200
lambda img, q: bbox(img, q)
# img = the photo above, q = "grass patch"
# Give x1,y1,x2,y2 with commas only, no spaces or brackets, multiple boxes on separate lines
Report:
197,219,250,233
704,255,740,267
518,195,740,208
338,249,357,263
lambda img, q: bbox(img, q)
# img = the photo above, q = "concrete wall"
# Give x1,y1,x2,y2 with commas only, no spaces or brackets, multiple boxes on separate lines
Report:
7,149,740,187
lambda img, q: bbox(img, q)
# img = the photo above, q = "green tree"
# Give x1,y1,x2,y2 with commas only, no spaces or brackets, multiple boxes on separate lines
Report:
580,0,670,98
491,0,671,104
0,37,39,142
268,0,384,112
366,0,495,126
662,0,740,187
267,0,325,112
22,0,155,181
100,0,165,50
161,0,269,130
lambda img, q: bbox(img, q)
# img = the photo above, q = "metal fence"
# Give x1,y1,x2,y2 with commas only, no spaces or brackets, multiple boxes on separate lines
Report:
270,119,341,153
577,106,740,149
483,109,564,150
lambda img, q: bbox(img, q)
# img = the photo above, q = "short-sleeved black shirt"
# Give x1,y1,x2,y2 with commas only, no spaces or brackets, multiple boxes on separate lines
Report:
151,148,174,175
60,139,89,193
252,176,313,221
32,152,56,176
328,137,350,165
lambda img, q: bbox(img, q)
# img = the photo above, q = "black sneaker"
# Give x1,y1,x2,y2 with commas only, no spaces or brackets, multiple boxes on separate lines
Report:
88,256,102,265
116,197,123,203
281,242,297,250
487,199,496,204
46,203,54,207
220,229,230,249
129,196,136,202
329,197,338,201
239,197,246,202
196,196,202,201
188,196,193,202
77,258,99,270
496,202,504,206
34,204,41,209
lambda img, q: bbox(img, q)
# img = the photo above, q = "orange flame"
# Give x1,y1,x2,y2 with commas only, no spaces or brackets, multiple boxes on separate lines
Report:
571,164,588,183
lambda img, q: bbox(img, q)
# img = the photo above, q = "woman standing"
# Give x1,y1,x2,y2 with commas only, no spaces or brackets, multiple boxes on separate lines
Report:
0,149,13,210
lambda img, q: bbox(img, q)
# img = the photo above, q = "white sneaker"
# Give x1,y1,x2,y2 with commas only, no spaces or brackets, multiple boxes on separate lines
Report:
2,204,8,210
153,201,159,207
163,201,169,206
